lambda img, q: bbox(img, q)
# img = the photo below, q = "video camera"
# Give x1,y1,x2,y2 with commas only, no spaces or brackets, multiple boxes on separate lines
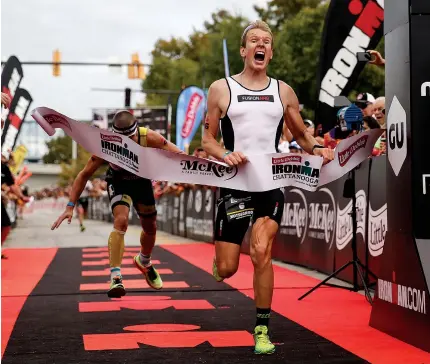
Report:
332,96,364,139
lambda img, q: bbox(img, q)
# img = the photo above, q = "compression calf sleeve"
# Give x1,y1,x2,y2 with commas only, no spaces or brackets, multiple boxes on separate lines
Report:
108,229,125,268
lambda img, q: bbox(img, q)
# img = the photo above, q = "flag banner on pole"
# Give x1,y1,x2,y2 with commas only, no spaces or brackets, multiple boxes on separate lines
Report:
314,0,384,132
1,88,33,159
175,86,206,151
223,39,230,78
32,107,383,192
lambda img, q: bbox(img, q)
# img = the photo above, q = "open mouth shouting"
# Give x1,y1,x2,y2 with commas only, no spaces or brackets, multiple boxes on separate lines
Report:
254,51,266,64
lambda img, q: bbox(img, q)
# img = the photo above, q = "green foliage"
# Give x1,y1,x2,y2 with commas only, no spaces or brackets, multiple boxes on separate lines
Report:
269,3,329,114
43,135,73,164
254,0,323,30
142,3,385,147
42,135,107,186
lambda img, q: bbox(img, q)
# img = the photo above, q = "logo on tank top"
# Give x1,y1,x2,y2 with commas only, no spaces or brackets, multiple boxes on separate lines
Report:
237,95,274,102
100,133,139,173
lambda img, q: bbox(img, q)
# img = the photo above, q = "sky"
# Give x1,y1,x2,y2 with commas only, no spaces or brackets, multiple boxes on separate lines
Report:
1,0,268,121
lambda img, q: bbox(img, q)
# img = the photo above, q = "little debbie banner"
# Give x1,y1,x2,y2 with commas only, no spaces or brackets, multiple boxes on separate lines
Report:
31,107,383,192
176,86,206,151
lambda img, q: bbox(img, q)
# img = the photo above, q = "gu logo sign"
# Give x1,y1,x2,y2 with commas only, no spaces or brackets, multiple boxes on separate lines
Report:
387,96,407,176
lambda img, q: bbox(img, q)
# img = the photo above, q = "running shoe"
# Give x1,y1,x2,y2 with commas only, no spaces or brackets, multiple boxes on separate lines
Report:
107,275,126,298
253,325,275,355
80,225,86,232
212,257,224,282
133,255,163,290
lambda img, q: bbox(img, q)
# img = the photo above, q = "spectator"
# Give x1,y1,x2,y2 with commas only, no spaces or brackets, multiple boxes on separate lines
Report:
304,119,315,136
355,92,376,117
369,50,385,67
1,153,29,257
278,124,293,153
289,141,302,154
373,97,386,128
363,116,380,131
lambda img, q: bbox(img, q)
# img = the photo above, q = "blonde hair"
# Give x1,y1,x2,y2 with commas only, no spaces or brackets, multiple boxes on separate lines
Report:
241,20,274,48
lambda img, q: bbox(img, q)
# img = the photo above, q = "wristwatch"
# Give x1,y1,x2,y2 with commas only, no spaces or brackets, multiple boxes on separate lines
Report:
312,144,324,155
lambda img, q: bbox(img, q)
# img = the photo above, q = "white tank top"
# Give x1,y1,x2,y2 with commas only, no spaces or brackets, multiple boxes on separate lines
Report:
220,77,285,155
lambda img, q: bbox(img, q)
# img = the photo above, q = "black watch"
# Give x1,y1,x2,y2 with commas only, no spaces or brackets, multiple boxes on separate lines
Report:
312,144,324,155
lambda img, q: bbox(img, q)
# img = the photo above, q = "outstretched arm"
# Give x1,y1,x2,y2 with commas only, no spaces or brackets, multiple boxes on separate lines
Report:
51,155,104,229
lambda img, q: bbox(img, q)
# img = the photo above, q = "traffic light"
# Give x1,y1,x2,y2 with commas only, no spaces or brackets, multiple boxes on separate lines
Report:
128,53,145,79
53,49,61,77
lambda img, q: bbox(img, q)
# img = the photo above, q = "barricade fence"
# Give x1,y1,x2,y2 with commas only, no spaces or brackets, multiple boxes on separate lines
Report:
87,156,387,285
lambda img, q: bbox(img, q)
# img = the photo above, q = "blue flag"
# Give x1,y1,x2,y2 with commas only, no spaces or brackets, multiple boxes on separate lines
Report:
176,86,206,151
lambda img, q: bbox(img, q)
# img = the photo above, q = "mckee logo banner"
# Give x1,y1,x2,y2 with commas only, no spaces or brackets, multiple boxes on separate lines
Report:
308,188,336,249
176,86,206,151
279,188,308,244
180,159,238,181
100,133,139,172
237,95,274,102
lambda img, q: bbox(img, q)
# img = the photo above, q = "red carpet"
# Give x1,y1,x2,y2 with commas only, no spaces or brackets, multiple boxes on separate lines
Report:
1,248,57,358
163,243,430,364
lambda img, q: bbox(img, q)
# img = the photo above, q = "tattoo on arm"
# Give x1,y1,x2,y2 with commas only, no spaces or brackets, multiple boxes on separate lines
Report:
159,135,167,146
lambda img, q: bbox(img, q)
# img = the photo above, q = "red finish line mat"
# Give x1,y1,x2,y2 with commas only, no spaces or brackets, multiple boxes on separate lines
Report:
2,245,429,364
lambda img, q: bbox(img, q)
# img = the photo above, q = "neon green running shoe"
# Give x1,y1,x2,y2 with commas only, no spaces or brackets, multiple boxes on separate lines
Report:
107,275,126,298
133,255,163,290
80,225,86,232
253,325,275,355
212,257,224,282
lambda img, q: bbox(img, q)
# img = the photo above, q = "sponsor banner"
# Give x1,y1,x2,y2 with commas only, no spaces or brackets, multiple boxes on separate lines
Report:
367,156,387,280
1,87,32,159
172,194,180,236
175,86,206,151
314,0,384,132
185,189,195,239
334,160,370,282
202,188,215,242
32,107,383,193
1,56,23,106
178,190,187,237
370,2,430,353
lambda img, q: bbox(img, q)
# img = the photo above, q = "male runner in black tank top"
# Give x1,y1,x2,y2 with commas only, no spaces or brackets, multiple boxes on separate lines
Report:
52,111,184,298
203,20,334,355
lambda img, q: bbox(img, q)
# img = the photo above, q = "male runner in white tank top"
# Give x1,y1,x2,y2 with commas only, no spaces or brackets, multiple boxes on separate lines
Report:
202,20,334,355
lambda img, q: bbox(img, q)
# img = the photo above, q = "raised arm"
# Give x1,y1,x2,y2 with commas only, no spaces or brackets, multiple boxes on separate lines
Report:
280,81,334,163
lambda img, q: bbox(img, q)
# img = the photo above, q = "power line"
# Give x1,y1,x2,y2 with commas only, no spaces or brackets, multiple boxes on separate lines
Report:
0,61,151,67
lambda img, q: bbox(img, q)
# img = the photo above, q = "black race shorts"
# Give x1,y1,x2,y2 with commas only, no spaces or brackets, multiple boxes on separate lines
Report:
105,169,156,217
214,188,284,245
77,197,89,211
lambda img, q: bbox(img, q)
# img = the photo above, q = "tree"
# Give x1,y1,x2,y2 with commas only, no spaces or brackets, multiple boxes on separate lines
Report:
43,135,72,164
42,135,107,186
269,3,329,117
254,0,323,30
